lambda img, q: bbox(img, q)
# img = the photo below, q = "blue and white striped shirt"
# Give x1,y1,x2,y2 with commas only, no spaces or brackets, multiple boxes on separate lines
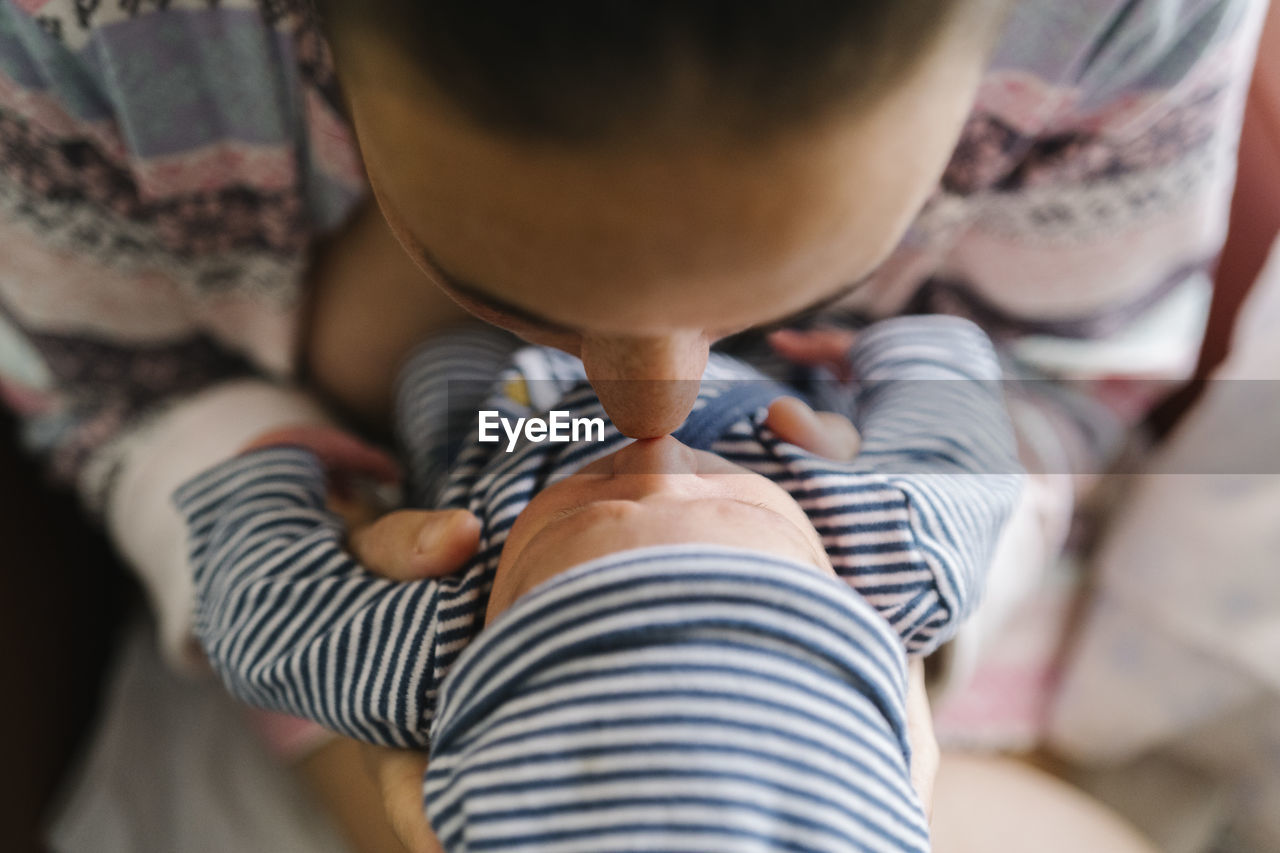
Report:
178,315,1021,851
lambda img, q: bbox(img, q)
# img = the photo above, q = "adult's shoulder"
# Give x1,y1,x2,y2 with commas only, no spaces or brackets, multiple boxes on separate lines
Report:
0,0,363,238
990,0,1265,99
2,1,316,49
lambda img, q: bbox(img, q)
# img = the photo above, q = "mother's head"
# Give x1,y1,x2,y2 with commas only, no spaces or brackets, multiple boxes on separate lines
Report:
318,1,1008,435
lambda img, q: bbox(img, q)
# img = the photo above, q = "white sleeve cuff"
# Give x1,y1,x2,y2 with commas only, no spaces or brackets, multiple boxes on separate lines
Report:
102,380,334,672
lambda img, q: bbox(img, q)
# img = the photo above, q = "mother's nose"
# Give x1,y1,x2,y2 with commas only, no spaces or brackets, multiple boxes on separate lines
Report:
580,332,709,437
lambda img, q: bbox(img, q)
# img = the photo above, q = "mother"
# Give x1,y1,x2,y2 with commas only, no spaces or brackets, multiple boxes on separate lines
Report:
0,0,1263,851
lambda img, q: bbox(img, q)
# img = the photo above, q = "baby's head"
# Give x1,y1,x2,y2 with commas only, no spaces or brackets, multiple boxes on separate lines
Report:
484,435,833,624
425,437,925,850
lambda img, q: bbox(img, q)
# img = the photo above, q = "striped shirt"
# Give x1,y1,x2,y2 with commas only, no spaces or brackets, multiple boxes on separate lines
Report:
426,548,931,852
178,315,1021,850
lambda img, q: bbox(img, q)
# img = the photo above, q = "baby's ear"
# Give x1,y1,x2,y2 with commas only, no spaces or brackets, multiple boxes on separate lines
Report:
765,397,861,462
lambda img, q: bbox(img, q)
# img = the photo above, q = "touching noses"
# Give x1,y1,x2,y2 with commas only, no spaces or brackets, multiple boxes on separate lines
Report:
579,331,710,438
610,436,700,477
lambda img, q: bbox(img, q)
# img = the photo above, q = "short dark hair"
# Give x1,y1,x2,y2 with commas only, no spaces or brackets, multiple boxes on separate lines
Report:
318,1,1006,143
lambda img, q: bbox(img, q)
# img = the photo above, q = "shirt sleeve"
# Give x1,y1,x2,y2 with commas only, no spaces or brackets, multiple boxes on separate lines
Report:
755,317,1024,654
394,326,523,507
104,381,339,670
176,446,478,748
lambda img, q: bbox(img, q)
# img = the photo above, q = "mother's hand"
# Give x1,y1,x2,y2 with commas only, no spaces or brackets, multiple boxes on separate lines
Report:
360,745,443,853
348,491,471,853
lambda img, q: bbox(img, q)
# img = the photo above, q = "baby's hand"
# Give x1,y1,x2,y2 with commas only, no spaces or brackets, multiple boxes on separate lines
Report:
768,326,859,382
764,397,861,461
765,327,864,461
242,425,480,580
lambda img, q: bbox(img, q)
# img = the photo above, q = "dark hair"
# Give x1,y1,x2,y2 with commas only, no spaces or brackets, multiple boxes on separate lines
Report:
318,1,1005,143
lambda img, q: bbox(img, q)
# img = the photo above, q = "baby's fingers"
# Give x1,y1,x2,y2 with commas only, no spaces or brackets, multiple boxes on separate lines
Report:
767,328,858,381
765,397,861,462
350,509,481,581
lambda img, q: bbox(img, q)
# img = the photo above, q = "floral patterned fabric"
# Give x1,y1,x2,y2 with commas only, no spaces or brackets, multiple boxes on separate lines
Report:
0,0,363,507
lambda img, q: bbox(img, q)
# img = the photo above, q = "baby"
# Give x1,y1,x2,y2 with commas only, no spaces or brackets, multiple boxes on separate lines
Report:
178,315,1021,851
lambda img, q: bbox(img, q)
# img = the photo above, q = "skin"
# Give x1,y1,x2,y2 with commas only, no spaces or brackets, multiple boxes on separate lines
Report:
307,21,990,436
931,754,1158,853
484,435,835,625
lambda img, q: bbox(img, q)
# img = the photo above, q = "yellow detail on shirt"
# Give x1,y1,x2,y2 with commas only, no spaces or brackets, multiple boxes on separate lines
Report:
503,376,531,407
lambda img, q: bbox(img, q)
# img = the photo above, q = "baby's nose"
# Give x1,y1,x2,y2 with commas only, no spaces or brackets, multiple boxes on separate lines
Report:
611,436,699,476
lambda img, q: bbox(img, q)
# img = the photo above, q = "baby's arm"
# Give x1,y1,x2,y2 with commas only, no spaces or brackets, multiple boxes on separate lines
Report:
177,446,482,749
178,329,525,746
767,316,1023,654
394,325,523,507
